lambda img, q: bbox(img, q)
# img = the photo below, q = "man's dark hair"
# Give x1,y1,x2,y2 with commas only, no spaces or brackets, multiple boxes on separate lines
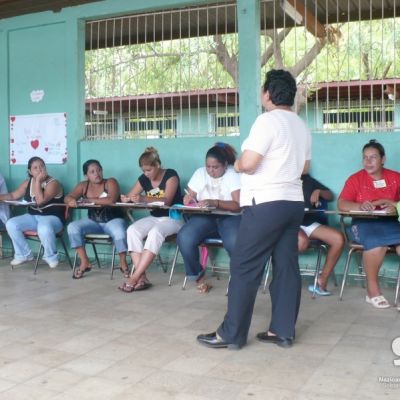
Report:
263,69,297,106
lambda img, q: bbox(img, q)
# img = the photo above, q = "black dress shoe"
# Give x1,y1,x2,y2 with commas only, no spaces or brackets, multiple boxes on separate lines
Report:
256,332,293,348
197,332,241,349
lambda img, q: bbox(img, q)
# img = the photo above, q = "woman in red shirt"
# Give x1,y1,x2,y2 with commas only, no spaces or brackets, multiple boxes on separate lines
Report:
338,140,400,309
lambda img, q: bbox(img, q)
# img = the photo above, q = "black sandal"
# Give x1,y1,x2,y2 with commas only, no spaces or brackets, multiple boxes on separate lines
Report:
73,266,92,279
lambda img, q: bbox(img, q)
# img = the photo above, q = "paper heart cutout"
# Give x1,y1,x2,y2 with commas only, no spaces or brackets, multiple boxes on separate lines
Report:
10,138,14,143
10,116,16,123
62,157,67,163
45,147,49,152
31,140,39,149
11,158,16,164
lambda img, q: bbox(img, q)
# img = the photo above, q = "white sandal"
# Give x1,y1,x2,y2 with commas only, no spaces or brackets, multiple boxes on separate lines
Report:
365,295,391,309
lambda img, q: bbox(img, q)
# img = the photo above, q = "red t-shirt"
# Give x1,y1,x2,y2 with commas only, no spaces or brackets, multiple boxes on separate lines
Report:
339,168,400,203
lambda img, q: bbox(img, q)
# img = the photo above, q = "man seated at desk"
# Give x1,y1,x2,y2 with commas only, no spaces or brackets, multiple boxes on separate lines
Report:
299,174,344,296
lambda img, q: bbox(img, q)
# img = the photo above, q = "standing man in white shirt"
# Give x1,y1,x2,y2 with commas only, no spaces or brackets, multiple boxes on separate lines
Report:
197,69,312,349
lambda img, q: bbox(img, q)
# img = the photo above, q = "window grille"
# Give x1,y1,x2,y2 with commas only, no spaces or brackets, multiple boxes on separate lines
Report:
322,100,394,133
85,2,239,140
260,0,399,133
210,112,240,135
84,118,118,140
85,1,399,139
124,115,177,138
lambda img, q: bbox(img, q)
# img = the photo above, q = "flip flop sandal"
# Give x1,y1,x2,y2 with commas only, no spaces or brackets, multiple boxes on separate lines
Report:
72,266,92,279
118,282,136,293
307,284,331,296
133,281,152,291
365,295,391,309
197,282,212,293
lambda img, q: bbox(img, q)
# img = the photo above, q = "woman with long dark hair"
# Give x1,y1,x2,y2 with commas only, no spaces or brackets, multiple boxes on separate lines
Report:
0,157,65,268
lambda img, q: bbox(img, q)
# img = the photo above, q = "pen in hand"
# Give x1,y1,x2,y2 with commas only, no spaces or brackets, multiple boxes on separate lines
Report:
184,189,198,205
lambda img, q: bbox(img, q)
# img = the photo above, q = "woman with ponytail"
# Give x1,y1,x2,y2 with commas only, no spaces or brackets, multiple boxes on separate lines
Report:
177,142,241,293
118,147,183,292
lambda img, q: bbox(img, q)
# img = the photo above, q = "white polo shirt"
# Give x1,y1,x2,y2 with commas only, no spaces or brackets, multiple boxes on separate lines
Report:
240,109,311,206
188,166,240,201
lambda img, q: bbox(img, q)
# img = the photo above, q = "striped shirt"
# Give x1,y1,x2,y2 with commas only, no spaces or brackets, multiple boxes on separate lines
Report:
240,109,311,206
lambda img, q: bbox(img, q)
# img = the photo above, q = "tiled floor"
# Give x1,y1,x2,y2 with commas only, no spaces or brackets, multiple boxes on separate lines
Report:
0,257,399,399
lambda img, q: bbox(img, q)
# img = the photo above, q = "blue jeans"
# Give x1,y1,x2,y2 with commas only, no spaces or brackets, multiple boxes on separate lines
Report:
6,213,63,262
177,214,241,280
67,218,127,253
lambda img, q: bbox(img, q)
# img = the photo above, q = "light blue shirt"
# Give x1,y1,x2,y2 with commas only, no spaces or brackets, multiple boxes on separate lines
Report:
0,173,10,226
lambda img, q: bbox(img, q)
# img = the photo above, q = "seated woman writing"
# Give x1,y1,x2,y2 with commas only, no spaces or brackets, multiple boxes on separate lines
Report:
65,159,128,279
299,174,344,296
0,157,65,268
118,147,183,292
337,139,400,309
177,142,241,293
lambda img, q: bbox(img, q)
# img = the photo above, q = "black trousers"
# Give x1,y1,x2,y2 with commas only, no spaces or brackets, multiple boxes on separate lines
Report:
217,200,304,346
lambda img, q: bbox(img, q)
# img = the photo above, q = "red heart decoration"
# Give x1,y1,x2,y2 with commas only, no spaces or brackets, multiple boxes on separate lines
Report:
45,147,49,152
10,138,14,143
11,158,16,164
31,140,39,149
62,157,67,163
10,116,16,122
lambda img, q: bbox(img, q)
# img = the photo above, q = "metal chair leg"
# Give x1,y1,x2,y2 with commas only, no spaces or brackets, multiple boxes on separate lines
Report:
310,245,325,299
168,246,180,286
110,245,116,279
33,245,44,275
182,275,188,290
72,251,79,277
91,243,102,268
262,256,272,293
339,247,355,300
60,237,73,269
395,262,400,306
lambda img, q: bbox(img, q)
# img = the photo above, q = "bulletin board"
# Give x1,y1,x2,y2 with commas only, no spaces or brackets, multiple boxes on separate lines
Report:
9,113,67,165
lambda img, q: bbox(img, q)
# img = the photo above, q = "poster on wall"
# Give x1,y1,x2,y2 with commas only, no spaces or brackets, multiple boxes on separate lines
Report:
9,112,67,165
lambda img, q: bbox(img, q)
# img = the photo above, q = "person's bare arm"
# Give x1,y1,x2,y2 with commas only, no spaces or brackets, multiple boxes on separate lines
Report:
121,181,144,203
64,182,86,207
0,179,29,201
337,198,365,211
234,150,263,175
32,178,62,206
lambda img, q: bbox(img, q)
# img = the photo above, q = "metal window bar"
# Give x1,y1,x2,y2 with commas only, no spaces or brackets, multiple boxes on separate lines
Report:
260,0,399,134
85,1,399,139
85,2,239,140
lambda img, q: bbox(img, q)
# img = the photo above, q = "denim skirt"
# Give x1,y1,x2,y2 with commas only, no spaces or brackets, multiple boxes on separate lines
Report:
351,218,400,250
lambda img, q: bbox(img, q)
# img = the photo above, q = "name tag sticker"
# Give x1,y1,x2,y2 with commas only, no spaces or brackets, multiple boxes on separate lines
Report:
373,179,387,189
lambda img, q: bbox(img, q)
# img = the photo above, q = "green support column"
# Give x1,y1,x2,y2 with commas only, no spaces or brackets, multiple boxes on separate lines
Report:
64,16,86,190
237,0,261,144
0,25,10,179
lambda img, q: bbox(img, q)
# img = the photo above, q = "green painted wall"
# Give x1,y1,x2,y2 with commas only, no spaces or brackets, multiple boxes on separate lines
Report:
1,0,400,280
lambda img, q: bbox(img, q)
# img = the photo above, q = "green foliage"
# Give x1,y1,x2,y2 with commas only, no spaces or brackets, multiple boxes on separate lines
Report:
85,18,400,98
